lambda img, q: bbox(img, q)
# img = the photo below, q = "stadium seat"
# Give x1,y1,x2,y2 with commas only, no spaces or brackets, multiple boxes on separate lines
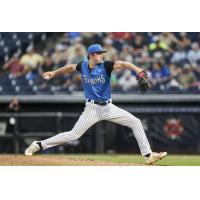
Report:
36,86,54,95
0,74,12,87
15,85,35,95
1,86,16,95
12,75,28,86
0,32,45,63
187,86,200,93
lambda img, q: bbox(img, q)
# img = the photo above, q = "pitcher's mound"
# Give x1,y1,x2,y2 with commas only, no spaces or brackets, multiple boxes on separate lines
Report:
0,155,146,166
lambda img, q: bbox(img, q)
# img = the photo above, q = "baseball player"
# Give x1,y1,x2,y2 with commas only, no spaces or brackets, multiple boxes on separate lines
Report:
25,44,167,164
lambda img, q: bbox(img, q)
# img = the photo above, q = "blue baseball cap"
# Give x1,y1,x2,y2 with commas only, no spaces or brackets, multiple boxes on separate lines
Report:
87,44,107,54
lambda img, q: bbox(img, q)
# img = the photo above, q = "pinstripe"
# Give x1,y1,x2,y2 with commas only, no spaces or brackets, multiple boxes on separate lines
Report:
41,102,100,150
102,103,151,155
41,102,152,155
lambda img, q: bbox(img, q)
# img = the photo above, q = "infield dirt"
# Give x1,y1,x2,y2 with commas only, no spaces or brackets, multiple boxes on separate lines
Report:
0,155,147,166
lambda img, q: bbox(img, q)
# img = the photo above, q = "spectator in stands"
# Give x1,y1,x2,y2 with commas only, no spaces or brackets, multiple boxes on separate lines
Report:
68,45,85,64
136,48,153,70
66,37,86,64
118,69,138,91
7,96,20,126
81,32,96,46
1,32,200,94
178,32,191,50
69,72,82,92
149,35,168,51
149,36,169,61
171,45,187,65
60,74,73,92
60,72,82,93
103,37,118,61
20,45,44,79
119,44,134,63
131,33,146,56
159,32,178,48
68,32,81,40
168,63,182,77
113,32,133,42
191,62,200,80
149,61,171,88
110,71,122,91
3,52,25,77
187,42,200,64
112,32,134,51
41,51,54,72
5,96,21,148
51,44,67,67
175,63,198,89
7,96,20,112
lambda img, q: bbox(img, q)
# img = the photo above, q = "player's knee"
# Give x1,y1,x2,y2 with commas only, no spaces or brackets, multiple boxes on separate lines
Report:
136,117,142,125
72,134,81,140
68,131,81,140
131,117,142,127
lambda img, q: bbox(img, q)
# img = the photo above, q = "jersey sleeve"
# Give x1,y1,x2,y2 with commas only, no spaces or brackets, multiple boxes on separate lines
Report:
104,61,114,77
76,62,83,73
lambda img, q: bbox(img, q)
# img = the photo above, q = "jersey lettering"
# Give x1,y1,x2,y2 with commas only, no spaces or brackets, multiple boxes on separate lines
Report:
83,75,105,85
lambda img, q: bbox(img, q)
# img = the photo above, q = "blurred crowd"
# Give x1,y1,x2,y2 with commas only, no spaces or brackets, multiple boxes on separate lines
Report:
1,32,200,94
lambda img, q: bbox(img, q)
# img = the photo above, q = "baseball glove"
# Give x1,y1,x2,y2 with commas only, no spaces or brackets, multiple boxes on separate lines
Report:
136,71,149,92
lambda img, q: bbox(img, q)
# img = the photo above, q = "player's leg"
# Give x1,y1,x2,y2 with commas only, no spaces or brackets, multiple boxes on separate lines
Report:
25,103,101,155
103,103,167,164
103,103,152,156
41,111,99,150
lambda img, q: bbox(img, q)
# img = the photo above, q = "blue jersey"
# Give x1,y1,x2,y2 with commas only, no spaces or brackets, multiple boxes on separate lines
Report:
76,61,114,102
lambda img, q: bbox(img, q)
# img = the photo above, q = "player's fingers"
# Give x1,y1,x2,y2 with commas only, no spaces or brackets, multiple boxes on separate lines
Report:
42,72,47,78
43,72,51,80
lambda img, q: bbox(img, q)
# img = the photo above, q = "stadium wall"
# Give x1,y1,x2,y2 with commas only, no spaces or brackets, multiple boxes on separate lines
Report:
0,94,200,154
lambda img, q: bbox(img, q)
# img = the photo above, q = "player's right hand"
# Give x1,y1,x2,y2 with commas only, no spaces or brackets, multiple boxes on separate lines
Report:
42,71,55,80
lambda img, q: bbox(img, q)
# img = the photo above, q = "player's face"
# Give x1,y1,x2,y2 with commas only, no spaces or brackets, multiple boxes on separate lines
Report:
93,52,104,63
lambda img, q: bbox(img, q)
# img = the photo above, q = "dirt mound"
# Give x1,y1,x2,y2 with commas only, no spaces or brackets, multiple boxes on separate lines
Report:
0,155,146,166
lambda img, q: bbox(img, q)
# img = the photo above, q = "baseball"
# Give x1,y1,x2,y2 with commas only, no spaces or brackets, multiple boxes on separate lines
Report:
44,75,50,80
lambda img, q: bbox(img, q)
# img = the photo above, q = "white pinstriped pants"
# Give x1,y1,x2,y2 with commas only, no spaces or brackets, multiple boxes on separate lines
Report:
41,102,152,156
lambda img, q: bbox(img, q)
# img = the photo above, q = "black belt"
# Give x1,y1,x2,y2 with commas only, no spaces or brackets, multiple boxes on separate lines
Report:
86,99,111,105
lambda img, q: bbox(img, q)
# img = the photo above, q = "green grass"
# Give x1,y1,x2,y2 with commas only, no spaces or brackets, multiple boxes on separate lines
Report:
68,154,200,166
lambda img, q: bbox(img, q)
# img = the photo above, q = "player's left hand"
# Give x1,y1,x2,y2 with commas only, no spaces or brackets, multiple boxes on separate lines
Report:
136,71,149,92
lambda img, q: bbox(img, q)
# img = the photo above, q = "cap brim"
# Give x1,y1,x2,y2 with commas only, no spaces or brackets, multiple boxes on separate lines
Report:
97,50,107,53
88,50,107,54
